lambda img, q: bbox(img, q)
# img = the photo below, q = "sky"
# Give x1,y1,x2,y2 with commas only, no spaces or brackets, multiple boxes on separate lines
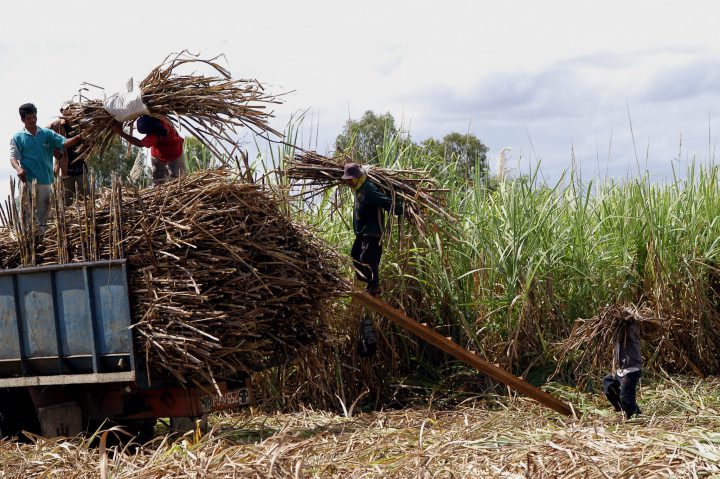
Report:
1,1,720,200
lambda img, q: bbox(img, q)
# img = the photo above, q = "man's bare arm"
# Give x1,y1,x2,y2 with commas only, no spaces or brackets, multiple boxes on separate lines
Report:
111,122,144,148
10,156,26,182
53,149,68,176
64,135,81,149
10,139,26,182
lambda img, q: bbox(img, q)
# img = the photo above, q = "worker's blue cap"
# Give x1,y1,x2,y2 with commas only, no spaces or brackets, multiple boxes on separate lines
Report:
341,163,364,180
137,115,163,135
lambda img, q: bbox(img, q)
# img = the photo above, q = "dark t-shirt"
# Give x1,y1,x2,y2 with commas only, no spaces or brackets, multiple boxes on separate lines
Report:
64,123,85,176
352,179,403,237
615,322,643,370
50,119,85,177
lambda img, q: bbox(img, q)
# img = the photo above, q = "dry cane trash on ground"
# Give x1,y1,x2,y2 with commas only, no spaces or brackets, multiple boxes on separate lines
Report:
0,170,347,385
1,377,719,478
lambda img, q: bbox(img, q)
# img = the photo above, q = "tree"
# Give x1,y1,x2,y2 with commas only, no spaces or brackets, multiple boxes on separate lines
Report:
335,111,398,164
86,138,142,187
422,132,489,179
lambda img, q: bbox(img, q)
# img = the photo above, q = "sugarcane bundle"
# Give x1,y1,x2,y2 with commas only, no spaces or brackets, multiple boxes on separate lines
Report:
0,193,18,268
0,228,18,269
0,171,346,385
554,303,719,380
62,52,282,165
284,150,455,237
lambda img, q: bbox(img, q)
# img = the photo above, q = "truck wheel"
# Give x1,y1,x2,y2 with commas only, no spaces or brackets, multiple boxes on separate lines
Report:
0,389,41,440
88,418,156,446
0,410,8,438
125,418,156,443
170,415,208,435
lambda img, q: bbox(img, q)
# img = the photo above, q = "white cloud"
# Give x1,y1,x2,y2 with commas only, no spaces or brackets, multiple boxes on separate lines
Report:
2,0,720,201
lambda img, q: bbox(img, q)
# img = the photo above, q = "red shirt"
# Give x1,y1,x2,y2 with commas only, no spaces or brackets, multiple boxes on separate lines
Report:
140,118,184,163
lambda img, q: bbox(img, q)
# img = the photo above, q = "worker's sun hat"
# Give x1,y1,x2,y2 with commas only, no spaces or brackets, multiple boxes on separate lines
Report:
341,162,365,180
137,115,166,135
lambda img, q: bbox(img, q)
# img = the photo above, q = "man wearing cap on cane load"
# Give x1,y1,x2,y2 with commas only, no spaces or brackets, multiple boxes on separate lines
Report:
342,162,403,297
111,115,185,186
342,162,403,357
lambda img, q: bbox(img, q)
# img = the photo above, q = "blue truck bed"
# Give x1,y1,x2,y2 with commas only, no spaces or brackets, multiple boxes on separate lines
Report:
0,260,135,387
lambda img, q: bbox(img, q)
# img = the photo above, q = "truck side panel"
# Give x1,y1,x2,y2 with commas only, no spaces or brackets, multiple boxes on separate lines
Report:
55,269,94,359
0,276,22,377
0,260,134,383
17,272,60,373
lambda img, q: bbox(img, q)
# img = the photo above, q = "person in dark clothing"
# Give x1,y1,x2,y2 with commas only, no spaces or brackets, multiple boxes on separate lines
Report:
602,320,642,418
49,104,87,205
342,162,403,358
341,162,402,296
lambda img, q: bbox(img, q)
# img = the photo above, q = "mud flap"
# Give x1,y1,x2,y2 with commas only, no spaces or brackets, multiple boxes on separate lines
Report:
38,401,82,437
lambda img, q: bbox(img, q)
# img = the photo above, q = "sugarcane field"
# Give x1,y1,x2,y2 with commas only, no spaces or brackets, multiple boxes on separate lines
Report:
3,4,720,478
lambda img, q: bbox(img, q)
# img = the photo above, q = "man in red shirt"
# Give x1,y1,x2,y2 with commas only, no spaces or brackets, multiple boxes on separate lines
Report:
112,115,185,186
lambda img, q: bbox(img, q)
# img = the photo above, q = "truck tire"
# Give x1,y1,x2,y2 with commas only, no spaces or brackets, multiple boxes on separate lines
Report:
0,410,8,438
87,418,157,446
122,418,156,443
0,388,41,440
170,415,208,435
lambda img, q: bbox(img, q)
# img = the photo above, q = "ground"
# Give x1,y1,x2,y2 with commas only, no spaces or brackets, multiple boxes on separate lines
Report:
1,377,719,478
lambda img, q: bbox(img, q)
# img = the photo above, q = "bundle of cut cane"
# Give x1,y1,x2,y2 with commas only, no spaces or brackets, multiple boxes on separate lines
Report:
284,150,455,237
554,303,717,381
62,52,282,165
0,228,17,269
0,171,347,385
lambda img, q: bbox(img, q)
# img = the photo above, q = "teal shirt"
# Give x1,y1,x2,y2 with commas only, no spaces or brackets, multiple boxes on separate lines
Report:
11,127,66,184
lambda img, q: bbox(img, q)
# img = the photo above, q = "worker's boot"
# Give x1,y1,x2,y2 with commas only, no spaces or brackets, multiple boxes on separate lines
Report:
358,318,377,357
366,285,381,298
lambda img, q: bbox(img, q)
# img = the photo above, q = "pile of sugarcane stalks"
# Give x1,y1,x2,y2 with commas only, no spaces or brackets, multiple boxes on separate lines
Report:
0,228,18,268
284,150,455,237
0,177,109,268
63,52,282,166
554,303,719,381
0,171,346,385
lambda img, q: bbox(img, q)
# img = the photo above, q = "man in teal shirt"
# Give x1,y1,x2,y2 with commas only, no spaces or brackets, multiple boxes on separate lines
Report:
10,103,79,233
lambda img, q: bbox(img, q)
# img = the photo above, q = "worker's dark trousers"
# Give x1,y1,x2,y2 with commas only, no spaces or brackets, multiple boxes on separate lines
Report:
603,370,641,418
351,235,382,293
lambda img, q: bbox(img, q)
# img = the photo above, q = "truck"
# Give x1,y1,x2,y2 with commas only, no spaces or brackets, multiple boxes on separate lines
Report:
0,259,252,440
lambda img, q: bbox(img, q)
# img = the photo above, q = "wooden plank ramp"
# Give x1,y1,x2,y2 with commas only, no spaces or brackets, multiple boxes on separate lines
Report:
352,289,576,417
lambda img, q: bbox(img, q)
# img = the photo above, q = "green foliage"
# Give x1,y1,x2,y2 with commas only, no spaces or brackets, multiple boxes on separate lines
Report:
336,110,489,183
258,113,720,409
184,137,219,173
86,135,219,187
335,111,399,164
422,132,489,180
85,137,141,187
